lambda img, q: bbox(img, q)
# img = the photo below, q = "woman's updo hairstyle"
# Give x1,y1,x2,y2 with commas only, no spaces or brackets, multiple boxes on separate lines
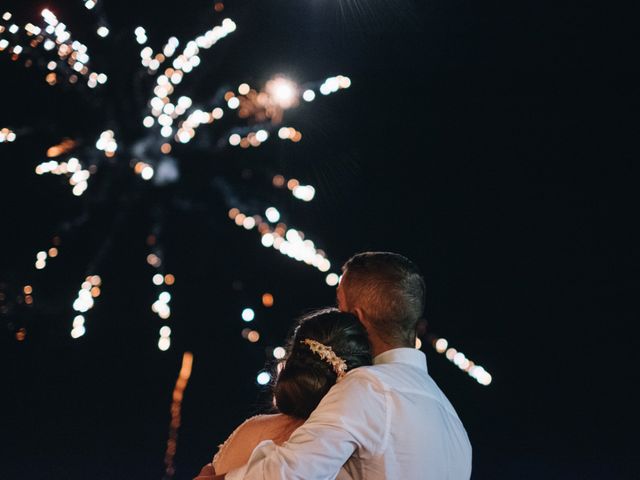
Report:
273,307,372,419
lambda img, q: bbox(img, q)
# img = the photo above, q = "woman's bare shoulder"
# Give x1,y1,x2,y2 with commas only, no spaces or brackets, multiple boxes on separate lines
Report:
241,413,294,426
235,413,303,436
213,413,306,474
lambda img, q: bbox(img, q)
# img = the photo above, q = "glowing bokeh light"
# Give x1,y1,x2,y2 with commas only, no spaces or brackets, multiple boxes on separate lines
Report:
256,370,271,385
241,308,255,322
325,273,339,286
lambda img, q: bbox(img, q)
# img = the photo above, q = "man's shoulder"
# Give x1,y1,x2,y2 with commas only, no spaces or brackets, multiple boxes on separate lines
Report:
341,365,381,382
344,362,424,385
333,365,390,396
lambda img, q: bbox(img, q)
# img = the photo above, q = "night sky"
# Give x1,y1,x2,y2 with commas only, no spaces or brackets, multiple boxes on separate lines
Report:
1,1,636,479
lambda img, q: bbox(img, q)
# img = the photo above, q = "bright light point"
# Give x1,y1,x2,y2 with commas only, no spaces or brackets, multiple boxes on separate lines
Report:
243,217,256,229
338,76,351,88
97,73,108,84
178,131,191,144
261,233,274,247
303,89,315,102
262,293,274,307
256,371,271,385
141,166,154,180
293,185,315,202
415,337,422,349
143,116,154,128
445,348,457,361
222,18,236,32
479,372,492,386
285,229,299,242
278,127,290,139
160,326,171,337
265,207,280,223
325,273,339,286
229,133,241,146
435,338,448,353
238,83,250,95
158,337,171,351
159,291,171,303
326,77,339,91
256,129,269,142
267,77,297,109
37,251,47,260
73,315,85,328
71,326,86,338
247,330,260,342
227,97,240,109
72,181,88,197
241,308,255,322
453,352,466,366
158,113,172,126
318,258,331,272
212,107,224,119
135,27,146,36
273,346,286,359
160,126,172,137
97,26,109,37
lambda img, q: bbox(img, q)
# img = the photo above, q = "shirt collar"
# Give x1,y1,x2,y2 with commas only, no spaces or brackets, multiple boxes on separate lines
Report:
373,348,428,373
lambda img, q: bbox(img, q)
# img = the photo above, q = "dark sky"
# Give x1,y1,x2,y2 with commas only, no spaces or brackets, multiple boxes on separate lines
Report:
1,1,637,479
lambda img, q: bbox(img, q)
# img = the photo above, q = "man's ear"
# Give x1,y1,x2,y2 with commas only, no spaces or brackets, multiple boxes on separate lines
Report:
352,307,367,325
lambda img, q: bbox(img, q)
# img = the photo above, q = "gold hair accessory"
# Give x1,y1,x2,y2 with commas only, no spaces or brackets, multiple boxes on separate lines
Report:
301,339,348,381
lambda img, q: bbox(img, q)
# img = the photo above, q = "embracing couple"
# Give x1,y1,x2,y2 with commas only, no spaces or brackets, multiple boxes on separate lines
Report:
195,252,472,479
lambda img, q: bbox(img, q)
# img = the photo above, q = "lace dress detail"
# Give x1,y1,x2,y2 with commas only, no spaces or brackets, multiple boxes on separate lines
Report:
212,414,262,469
211,413,305,475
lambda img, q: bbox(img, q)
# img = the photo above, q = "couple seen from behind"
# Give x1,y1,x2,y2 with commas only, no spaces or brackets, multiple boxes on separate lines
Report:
195,251,472,480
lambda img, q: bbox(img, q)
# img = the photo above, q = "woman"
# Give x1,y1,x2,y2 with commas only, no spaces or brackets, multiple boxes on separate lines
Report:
195,307,372,478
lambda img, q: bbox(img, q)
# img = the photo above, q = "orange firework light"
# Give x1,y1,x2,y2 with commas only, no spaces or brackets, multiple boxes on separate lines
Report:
164,352,194,479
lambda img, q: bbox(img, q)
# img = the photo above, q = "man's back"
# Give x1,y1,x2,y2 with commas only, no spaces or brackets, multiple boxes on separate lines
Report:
341,349,472,479
231,348,471,480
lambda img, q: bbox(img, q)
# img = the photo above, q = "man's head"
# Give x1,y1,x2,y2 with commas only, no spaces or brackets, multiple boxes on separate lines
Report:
337,251,426,348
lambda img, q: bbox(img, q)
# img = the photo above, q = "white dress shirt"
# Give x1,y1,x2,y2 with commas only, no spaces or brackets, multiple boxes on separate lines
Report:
226,348,472,480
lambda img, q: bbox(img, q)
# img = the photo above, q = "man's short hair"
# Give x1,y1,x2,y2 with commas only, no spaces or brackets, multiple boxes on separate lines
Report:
341,252,426,345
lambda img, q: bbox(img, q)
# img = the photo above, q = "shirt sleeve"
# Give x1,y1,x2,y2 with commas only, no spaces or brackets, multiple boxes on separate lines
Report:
226,369,387,480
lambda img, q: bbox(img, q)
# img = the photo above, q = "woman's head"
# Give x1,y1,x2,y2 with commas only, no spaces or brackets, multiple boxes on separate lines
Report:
273,307,372,419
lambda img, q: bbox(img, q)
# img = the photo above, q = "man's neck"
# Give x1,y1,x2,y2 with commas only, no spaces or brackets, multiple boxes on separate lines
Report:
369,335,412,358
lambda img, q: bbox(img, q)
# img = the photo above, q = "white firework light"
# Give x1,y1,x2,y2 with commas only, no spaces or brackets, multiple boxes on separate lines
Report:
0,3,350,348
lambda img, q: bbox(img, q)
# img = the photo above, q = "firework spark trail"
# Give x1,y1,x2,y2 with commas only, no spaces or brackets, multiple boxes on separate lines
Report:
163,352,194,480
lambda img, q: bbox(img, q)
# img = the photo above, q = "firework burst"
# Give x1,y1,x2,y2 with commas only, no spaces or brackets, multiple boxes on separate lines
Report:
0,2,351,347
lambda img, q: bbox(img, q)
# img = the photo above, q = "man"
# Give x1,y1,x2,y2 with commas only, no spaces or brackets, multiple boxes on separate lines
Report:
217,252,472,479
